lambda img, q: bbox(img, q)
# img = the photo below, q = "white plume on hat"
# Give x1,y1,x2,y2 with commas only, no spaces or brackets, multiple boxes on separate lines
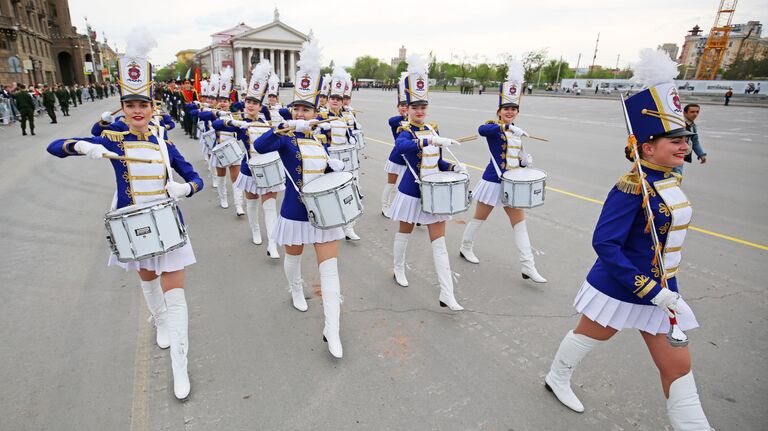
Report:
406,53,428,75
506,58,524,85
124,26,157,58
296,38,323,76
331,66,347,82
220,66,233,84
252,60,272,82
632,48,680,89
237,76,247,93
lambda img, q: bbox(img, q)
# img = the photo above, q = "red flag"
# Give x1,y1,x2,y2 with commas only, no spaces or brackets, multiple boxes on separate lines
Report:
194,67,201,99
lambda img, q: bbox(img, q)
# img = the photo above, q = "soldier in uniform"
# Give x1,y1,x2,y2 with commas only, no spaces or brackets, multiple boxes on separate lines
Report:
42,85,57,124
68,85,78,107
55,85,71,117
14,84,35,136
543,49,710,430
46,37,203,401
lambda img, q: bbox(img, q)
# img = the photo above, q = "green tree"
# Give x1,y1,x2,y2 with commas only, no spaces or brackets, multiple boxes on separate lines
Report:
321,60,335,76
521,49,548,82
351,55,382,79
472,63,492,84
723,55,768,79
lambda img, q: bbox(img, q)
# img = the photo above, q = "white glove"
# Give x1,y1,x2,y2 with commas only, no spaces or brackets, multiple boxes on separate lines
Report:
650,288,681,318
328,158,346,172
74,141,118,160
519,150,533,167
316,122,331,131
165,181,192,199
452,163,468,174
430,136,459,147
287,120,312,133
505,124,529,137
230,120,249,128
100,111,114,123
330,119,346,129
217,110,230,118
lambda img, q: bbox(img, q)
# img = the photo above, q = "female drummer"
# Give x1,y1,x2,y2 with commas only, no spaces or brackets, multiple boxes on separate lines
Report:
386,54,465,311
544,49,709,430
264,75,284,124
458,60,546,283
253,39,348,359
222,61,285,258
46,44,202,400
381,71,409,216
190,79,217,190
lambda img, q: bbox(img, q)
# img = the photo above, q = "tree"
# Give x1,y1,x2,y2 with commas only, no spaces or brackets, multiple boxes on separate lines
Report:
395,60,408,76
472,63,492,85
321,59,335,76
521,49,548,82
155,59,195,82
351,55,381,79
723,55,768,79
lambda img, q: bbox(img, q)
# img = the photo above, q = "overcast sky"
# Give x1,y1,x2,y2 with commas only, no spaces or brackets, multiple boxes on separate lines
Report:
70,0,768,69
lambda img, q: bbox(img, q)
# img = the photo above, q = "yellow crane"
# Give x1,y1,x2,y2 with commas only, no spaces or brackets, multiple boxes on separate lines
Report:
695,0,738,80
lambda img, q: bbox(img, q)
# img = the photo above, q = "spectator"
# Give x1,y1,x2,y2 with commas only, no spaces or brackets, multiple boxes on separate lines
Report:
724,87,733,106
755,83,761,95
673,104,707,175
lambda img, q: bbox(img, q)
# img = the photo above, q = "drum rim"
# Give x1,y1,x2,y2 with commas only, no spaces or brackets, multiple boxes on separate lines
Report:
421,171,470,184
301,171,354,193
105,198,177,217
501,167,548,181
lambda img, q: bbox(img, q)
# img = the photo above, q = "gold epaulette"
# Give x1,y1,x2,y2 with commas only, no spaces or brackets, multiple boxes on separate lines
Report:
316,134,327,144
670,172,682,183
396,123,413,135
428,122,439,132
616,172,643,195
485,120,502,125
101,130,129,142
318,112,329,120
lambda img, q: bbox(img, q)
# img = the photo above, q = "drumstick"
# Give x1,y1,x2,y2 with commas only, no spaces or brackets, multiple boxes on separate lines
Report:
455,135,479,143
111,107,122,115
102,154,162,164
526,135,549,142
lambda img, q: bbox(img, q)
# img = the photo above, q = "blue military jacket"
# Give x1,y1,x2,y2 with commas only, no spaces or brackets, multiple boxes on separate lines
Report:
394,122,455,198
586,160,692,305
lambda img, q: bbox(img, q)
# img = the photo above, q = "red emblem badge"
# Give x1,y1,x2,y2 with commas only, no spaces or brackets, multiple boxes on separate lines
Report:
509,84,517,96
416,79,425,90
127,61,141,82
300,76,311,90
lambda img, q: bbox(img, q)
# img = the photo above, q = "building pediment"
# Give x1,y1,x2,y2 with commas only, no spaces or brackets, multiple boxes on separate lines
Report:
234,21,308,44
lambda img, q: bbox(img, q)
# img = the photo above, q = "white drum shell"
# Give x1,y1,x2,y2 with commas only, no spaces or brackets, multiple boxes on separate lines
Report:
212,138,245,167
328,145,360,173
105,198,188,262
420,172,470,215
247,152,286,188
302,172,363,229
501,168,547,208
200,129,216,150
352,130,365,150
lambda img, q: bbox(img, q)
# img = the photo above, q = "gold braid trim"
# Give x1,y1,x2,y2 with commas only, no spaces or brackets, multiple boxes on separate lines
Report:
396,123,412,135
101,130,128,142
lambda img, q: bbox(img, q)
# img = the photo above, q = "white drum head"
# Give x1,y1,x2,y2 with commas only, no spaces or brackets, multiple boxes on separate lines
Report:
107,198,173,217
302,172,353,193
502,168,547,181
422,172,468,184
328,144,356,153
249,151,280,165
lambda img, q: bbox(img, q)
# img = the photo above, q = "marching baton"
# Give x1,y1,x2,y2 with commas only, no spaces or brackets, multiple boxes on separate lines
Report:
526,135,549,142
102,154,162,164
110,107,122,115
455,135,479,143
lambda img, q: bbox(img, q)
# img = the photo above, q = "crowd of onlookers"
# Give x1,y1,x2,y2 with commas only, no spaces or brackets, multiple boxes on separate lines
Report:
1,81,119,134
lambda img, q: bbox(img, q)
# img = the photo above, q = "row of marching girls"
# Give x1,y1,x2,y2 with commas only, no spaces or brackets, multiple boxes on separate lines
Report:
46,29,201,400
224,39,361,358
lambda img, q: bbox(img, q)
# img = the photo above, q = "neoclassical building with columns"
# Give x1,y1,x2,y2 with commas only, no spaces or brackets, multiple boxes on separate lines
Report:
195,9,309,85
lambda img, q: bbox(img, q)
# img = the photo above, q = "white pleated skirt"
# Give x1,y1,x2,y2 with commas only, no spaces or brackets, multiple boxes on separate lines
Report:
273,216,345,246
234,172,286,195
472,179,503,207
384,160,407,175
574,281,699,335
385,192,451,225
107,241,196,276
208,155,243,170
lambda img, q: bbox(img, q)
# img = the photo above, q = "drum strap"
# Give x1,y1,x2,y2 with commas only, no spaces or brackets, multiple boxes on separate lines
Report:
153,125,176,183
401,155,422,184
490,155,503,180
281,163,302,193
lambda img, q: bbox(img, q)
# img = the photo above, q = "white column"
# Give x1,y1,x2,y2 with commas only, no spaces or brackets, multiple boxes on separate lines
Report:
279,49,286,82
271,49,277,74
234,48,243,82
289,50,296,83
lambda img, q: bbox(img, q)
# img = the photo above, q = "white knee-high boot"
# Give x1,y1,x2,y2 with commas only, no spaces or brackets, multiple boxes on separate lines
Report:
233,185,245,216
381,182,395,216
246,198,262,245
284,254,306,311
393,232,409,287
545,330,603,413
319,258,343,358
208,162,217,189
140,278,169,349
513,220,546,283
343,220,361,241
214,175,228,208
164,288,190,400
666,372,711,431
262,198,280,258
459,218,483,264
431,237,464,311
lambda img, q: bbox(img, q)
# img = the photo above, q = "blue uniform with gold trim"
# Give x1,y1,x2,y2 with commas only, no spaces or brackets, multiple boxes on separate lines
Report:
394,122,455,198
387,115,407,166
586,161,690,306
478,120,523,182
91,114,175,139
47,130,203,217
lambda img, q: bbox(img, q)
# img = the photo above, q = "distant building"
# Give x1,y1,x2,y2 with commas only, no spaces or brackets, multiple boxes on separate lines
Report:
175,49,197,64
657,43,679,60
679,21,768,79
391,45,406,68
194,8,309,83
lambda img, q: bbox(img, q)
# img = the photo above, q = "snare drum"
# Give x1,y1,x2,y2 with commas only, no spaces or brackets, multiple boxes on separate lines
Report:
247,151,286,188
327,144,360,173
200,129,216,151
352,130,365,150
211,137,245,167
302,172,363,229
420,172,470,215
501,167,547,208
105,198,188,262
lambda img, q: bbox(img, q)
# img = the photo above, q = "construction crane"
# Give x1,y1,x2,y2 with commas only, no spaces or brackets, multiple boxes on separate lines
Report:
695,0,738,80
